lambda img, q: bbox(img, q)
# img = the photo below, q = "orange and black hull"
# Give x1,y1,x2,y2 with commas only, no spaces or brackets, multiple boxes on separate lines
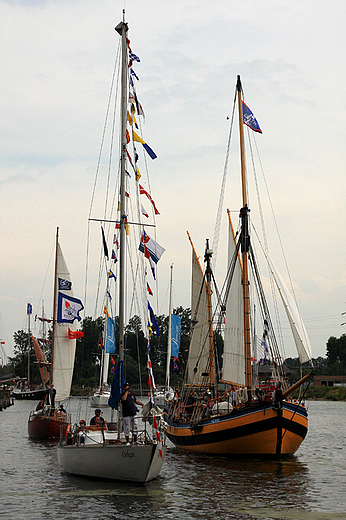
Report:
165,400,308,457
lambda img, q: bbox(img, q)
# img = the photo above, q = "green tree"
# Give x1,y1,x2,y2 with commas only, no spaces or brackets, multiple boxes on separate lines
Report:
326,334,346,375
8,330,42,383
73,316,104,385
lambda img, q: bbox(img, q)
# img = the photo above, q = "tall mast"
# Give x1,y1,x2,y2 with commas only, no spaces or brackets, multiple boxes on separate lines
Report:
51,226,59,384
204,240,215,388
236,75,252,390
27,303,31,384
115,11,128,364
41,301,46,384
166,264,173,389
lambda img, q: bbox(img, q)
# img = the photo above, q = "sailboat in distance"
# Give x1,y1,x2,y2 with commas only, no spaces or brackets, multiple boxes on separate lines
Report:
28,228,83,439
57,12,166,483
165,76,314,457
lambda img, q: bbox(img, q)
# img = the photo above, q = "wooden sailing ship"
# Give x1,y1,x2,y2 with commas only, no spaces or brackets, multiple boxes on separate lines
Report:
165,76,313,457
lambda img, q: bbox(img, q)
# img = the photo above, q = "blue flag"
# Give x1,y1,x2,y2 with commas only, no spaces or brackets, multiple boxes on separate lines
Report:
148,301,160,337
57,292,84,323
242,101,262,133
58,278,72,291
105,316,116,354
108,360,125,409
101,226,109,260
171,314,181,358
130,68,139,81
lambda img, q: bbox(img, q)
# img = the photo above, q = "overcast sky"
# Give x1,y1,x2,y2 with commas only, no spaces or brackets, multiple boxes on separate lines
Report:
1,0,345,364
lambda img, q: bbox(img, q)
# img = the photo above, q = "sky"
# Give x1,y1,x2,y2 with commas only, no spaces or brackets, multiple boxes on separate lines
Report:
1,0,346,364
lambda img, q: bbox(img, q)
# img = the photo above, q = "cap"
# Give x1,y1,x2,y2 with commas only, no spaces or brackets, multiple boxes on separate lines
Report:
95,408,101,412
50,383,54,386
124,382,130,388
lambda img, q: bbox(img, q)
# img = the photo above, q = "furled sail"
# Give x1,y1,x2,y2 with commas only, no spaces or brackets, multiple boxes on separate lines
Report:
53,243,77,401
31,334,49,384
187,243,210,385
222,219,245,386
264,251,312,364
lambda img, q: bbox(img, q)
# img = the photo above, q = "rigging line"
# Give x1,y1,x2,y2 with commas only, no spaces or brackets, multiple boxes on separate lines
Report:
212,86,237,268
253,134,306,349
85,40,121,314
247,127,286,361
248,245,284,379
34,239,55,328
128,82,160,312
96,65,122,316
253,136,296,299
100,64,122,314
127,193,148,332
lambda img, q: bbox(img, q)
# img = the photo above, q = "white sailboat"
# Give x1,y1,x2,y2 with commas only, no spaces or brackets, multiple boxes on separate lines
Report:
154,264,175,408
28,228,83,439
90,335,111,408
57,13,166,482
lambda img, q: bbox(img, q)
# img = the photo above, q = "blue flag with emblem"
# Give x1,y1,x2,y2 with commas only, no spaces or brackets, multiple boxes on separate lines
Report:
242,101,262,133
171,314,181,358
105,316,116,354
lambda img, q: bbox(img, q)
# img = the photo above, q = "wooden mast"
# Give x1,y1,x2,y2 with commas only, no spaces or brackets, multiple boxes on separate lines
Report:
236,76,252,391
205,239,215,388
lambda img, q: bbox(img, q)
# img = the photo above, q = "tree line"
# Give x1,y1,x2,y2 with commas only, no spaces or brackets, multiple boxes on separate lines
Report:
2,307,192,389
3,312,346,389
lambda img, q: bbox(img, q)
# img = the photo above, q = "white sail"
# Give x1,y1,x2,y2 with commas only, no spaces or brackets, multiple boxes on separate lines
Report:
53,243,77,401
264,251,312,364
222,221,245,386
187,246,210,385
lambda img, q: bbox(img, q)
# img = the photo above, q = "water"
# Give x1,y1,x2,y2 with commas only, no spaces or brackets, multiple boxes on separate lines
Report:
1,399,345,520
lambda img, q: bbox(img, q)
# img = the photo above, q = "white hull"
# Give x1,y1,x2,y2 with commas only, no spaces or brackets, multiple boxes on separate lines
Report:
90,392,110,408
58,440,166,482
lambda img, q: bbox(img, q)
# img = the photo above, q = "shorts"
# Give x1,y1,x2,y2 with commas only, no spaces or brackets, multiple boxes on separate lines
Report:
123,415,138,437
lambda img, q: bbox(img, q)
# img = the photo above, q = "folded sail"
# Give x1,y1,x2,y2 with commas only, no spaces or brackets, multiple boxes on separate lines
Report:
222,220,245,386
187,242,210,385
31,334,49,384
53,243,77,401
264,251,312,364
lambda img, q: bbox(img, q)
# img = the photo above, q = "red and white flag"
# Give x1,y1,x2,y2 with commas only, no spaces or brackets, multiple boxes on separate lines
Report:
153,415,163,458
141,204,149,218
139,185,160,215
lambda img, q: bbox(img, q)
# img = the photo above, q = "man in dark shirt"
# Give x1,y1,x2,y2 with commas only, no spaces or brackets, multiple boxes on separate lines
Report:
121,383,144,445
90,408,106,426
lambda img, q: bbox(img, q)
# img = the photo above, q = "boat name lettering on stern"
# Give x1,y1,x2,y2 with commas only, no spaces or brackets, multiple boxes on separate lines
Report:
122,450,135,459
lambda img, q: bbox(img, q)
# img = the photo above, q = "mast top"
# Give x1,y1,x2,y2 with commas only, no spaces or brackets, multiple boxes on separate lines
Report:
115,17,128,35
236,75,242,92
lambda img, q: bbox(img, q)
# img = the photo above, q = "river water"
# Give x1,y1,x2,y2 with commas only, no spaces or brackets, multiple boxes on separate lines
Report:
0,399,345,520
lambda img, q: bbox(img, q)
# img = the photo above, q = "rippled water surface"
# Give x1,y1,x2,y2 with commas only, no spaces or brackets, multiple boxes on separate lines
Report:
1,399,345,519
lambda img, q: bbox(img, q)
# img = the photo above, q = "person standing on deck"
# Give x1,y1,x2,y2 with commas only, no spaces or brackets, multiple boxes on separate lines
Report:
121,383,144,445
47,383,56,407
